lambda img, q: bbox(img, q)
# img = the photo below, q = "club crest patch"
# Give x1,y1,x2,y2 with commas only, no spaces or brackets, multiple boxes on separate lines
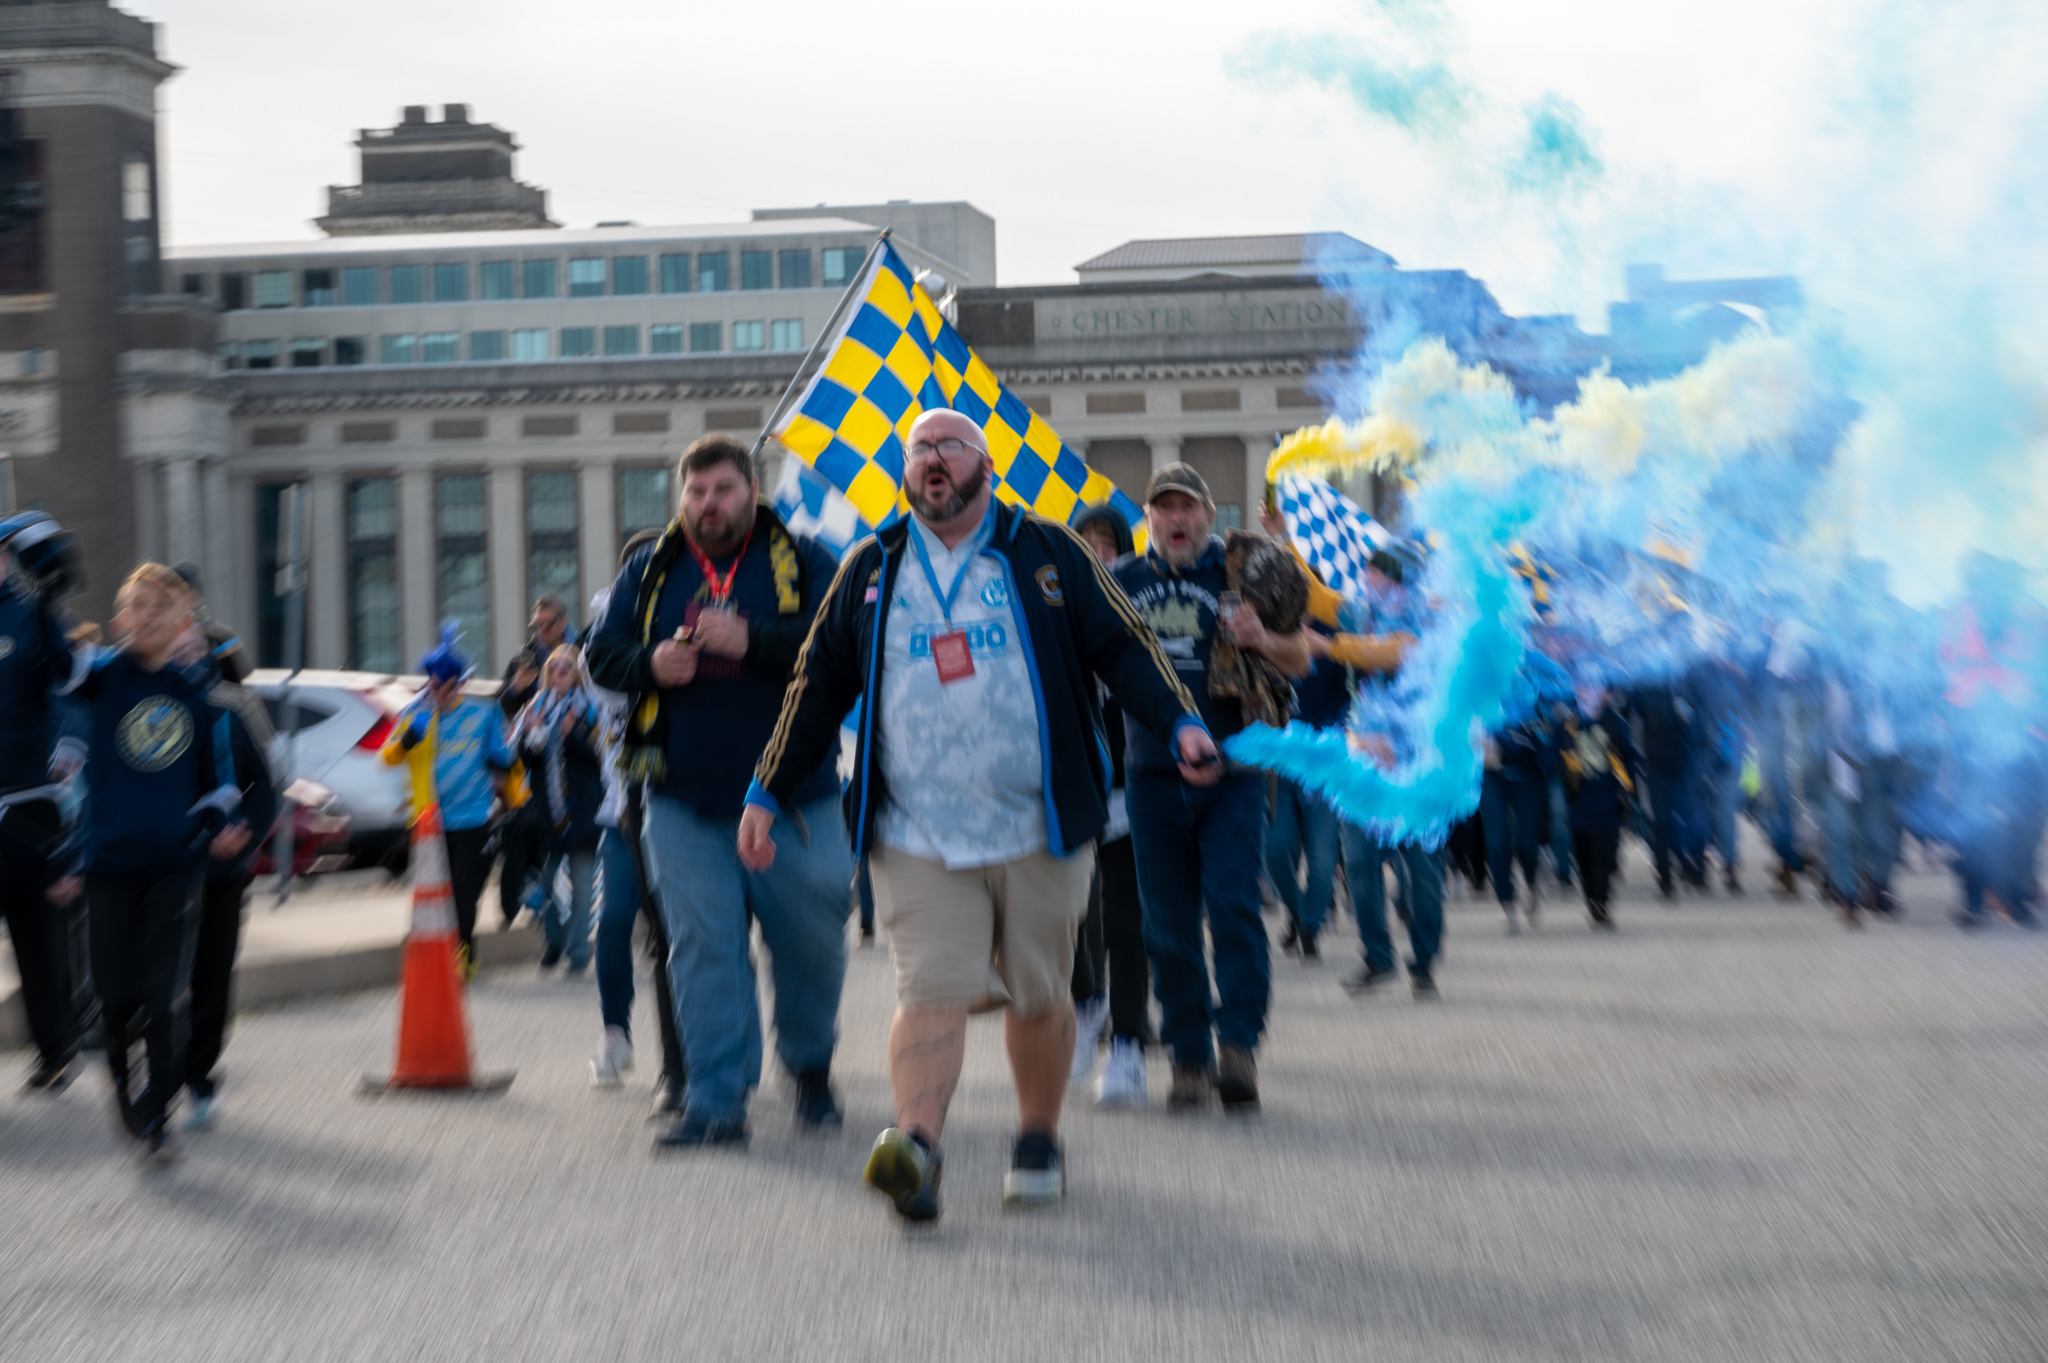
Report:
980,576,1010,610
116,697,193,773
1036,566,1063,605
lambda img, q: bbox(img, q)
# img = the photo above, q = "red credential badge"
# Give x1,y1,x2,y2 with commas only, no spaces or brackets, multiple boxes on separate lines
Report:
931,630,975,684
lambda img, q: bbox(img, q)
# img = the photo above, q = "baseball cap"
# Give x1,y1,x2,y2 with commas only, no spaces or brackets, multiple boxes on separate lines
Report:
1144,462,1212,506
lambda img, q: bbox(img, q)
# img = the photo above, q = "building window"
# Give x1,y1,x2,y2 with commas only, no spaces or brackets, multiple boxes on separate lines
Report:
658,254,690,294
253,271,293,308
343,267,378,306
347,478,401,674
335,336,366,366
433,262,468,302
21,346,43,375
245,340,279,370
650,323,683,354
603,325,640,357
527,472,579,615
217,342,239,369
612,256,648,295
779,250,811,289
290,339,325,368
122,157,152,222
303,269,335,307
821,247,861,287
619,468,671,543
390,265,425,304
512,328,549,361
219,273,247,311
732,321,765,352
181,273,205,297
740,251,773,291
480,261,514,300
437,476,490,661
689,322,721,353
560,327,596,358
568,258,605,297
770,319,802,352
470,330,506,362
379,334,417,365
522,259,558,299
697,253,729,293
422,332,460,364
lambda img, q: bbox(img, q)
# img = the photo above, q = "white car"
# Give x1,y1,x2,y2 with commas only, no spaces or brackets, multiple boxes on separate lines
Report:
243,669,502,871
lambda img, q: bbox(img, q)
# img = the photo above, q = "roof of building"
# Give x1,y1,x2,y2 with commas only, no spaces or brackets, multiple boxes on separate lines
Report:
167,217,884,261
1074,232,1396,275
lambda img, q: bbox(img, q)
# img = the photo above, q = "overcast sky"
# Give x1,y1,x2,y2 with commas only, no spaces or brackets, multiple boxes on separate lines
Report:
143,0,1872,319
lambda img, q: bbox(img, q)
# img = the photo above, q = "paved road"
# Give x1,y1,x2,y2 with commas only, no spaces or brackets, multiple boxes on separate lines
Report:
5,840,2048,1362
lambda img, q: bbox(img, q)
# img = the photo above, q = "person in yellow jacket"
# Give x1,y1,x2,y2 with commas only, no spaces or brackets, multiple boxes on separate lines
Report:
381,627,518,965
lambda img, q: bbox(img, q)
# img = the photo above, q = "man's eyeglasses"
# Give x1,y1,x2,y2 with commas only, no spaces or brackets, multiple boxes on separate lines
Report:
907,437,984,461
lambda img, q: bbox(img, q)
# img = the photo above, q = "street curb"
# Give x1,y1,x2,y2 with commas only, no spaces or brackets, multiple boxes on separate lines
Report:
0,924,545,1054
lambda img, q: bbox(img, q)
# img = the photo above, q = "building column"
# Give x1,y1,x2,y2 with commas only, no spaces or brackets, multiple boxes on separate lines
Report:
578,459,616,623
226,476,257,647
398,468,436,664
161,457,202,572
1245,433,1274,529
199,459,232,619
488,465,526,672
307,470,347,668
1149,437,1179,476
132,461,162,567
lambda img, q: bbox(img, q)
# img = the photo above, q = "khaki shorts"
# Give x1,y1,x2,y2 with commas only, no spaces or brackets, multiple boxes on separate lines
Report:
870,842,1096,1014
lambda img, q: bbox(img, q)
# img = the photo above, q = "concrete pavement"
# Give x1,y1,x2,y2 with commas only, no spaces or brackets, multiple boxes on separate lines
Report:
4,841,2048,1361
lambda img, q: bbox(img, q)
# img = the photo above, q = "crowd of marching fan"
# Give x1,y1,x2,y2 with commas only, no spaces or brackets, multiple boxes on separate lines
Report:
1,418,2042,1210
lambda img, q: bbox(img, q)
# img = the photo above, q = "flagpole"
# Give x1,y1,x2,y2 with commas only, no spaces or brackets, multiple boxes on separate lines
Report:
749,227,895,466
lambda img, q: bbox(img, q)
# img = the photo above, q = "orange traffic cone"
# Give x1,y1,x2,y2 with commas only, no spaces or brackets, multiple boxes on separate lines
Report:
360,804,513,1095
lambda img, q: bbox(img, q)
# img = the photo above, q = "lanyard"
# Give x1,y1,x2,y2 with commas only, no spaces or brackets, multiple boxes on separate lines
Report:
686,522,753,607
908,516,988,628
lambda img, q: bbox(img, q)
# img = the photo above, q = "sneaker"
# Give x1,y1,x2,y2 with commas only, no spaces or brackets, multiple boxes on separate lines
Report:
184,1094,219,1131
1411,968,1440,999
1278,917,1301,955
654,1110,749,1150
590,1026,633,1088
1001,1131,1064,1209
647,1075,686,1121
142,1121,179,1165
863,1127,943,1222
1342,962,1397,995
539,944,563,969
1168,1065,1214,1111
1217,1045,1259,1113
22,1058,72,1094
1070,994,1110,1084
793,1068,843,1129
456,942,477,982
1503,904,1521,935
859,923,876,948
1093,1038,1148,1109
1299,930,1321,962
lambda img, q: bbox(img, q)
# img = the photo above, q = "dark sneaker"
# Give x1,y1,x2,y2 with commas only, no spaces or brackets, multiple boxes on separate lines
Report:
142,1120,179,1166
539,944,564,969
1217,1046,1260,1113
1278,918,1300,955
1168,1066,1215,1111
1341,963,1396,995
654,1110,749,1150
1411,968,1440,999
864,1127,943,1222
859,923,876,948
793,1069,842,1129
1954,910,1988,930
1001,1130,1064,1209
1298,930,1320,962
23,1058,72,1095
647,1075,686,1121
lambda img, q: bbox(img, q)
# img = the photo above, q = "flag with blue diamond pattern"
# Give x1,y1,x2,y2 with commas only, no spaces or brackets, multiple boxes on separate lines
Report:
771,453,870,559
1275,475,1394,602
770,240,1147,551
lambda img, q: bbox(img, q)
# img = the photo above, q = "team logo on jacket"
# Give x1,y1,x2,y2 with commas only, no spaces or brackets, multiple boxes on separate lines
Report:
980,577,1010,610
116,697,193,773
1035,566,1062,605
0,635,13,660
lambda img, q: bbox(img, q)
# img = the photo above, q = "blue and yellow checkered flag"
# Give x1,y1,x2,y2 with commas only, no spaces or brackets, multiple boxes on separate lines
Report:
769,239,1147,550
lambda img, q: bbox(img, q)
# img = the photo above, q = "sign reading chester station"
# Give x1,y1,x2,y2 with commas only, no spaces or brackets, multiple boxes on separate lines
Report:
1040,291,1358,339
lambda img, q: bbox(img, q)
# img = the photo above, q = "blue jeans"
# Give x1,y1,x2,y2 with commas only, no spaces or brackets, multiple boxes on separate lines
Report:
1264,776,1341,934
538,844,595,969
595,827,640,1033
1128,771,1269,1069
1548,776,1575,883
1341,825,1443,976
640,794,852,1122
1480,771,1545,906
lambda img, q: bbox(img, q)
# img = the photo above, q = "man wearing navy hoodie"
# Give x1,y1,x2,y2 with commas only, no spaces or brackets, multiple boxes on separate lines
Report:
49,564,247,1161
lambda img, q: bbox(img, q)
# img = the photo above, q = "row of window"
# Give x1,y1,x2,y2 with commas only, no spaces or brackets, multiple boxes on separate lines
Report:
194,247,864,311
224,319,803,369
338,468,672,673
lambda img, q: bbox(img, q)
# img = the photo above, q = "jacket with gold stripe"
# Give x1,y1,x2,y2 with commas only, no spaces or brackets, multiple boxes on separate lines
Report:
746,499,1207,859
